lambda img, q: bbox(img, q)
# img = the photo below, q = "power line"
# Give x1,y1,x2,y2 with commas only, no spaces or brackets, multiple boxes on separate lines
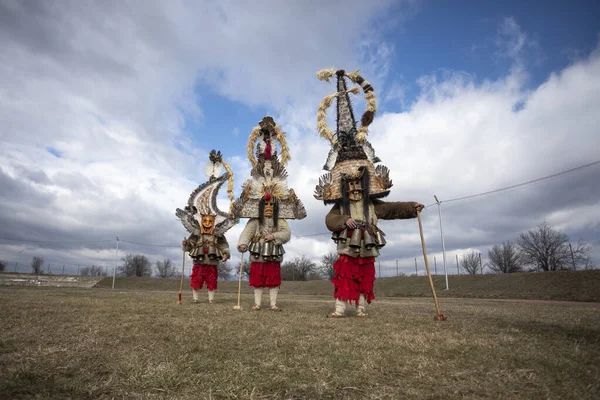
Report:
441,160,600,205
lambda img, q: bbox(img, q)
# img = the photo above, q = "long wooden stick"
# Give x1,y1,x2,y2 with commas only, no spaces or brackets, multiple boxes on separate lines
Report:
177,246,186,304
233,251,244,310
417,211,446,320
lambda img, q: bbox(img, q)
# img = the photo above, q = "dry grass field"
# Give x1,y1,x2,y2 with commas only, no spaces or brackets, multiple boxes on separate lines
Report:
1,286,599,399
97,269,600,302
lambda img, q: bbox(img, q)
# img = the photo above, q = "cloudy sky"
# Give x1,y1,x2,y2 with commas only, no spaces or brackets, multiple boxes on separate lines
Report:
1,0,599,278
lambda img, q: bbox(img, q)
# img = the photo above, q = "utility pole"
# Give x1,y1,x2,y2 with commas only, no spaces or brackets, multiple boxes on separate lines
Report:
434,195,449,289
456,254,459,275
479,253,483,274
62,264,65,275
48,263,51,274
396,260,398,277
569,243,577,270
434,256,437,275
414,257,417,275
15,249,24,273
112,237,119,289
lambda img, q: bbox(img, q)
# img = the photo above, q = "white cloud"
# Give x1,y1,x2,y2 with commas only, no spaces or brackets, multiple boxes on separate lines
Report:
0,3,598,276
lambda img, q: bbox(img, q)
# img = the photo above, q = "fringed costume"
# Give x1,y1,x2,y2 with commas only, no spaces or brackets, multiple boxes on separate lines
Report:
233,116,307,311
314,69,424,318
176,150,238,304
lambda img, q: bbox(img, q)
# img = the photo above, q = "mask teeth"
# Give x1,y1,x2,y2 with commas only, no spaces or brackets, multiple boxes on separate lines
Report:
336,72,357,135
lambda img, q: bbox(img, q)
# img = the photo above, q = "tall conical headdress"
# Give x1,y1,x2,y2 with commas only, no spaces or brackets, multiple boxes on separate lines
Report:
314,69,392,203
175,150,238,236
232,116,307,220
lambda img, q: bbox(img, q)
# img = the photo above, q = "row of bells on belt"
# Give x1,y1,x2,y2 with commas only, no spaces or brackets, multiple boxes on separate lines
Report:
331,228,387,251
198,244,222,260
248,241,285,259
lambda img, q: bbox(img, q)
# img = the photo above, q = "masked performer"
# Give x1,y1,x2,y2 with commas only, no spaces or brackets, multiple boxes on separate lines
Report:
176,150,238,304
233,116,307,311
313,69,424,318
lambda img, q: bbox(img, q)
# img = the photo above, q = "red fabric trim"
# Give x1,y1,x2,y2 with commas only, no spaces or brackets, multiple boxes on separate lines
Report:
330,255,376,304
190,264,218,291
249,261,281,288
264,138,272,160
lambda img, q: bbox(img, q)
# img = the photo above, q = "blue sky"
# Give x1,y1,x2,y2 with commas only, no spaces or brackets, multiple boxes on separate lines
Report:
1,0,599,276
190,0,600,152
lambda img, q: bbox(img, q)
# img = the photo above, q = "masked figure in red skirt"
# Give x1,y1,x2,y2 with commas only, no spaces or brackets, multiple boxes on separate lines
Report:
176,150,238,304
314,69,424,317
233,117,307,311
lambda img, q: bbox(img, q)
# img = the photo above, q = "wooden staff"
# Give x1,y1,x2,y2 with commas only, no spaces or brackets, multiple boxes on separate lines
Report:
233,251,244,311
417,210,447,321
176,245,186,304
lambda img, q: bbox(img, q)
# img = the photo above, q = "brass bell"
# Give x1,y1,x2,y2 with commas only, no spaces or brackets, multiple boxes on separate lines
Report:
277,244,285,256
363,230,376,250
349,228,362,249
207,244,218,260
338,229,348,244
375,230,387,248
262,241,273,259
249,242,259,254
331,231,340,243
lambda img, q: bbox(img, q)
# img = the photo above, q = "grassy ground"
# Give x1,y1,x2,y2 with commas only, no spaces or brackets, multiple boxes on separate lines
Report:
96,269,600,302
1,287,599,399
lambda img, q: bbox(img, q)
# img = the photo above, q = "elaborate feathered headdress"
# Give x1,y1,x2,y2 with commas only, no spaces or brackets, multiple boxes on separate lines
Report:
175,150,239,236
313,69,393,203
233,116,307,220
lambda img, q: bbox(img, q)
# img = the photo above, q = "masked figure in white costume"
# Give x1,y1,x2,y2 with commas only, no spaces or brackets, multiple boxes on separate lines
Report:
233,117,307,311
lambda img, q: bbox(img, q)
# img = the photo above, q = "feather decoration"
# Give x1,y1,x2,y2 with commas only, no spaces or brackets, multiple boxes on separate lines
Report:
316,68,337,82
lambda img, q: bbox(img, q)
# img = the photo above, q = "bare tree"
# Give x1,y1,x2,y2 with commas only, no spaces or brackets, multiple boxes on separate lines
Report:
118,254,152,277
154,259,176,278
487,241,523,273
217,261,232,280
0,260,6,272
319,252,337,280
80,265,107,276
31,256,44,274
517,222,594,271
234,259,250,279
281,256,317,281
460,251,480,275
307,271,324,280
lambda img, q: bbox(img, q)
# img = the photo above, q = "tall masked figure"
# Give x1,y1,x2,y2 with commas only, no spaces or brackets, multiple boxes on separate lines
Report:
314,69,424,318
233,117,307,311
176,150,238,304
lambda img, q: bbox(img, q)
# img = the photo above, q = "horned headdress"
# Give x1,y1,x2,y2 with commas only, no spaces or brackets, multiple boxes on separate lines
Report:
233,116,307,220
314,69,393,203
176,150,239,236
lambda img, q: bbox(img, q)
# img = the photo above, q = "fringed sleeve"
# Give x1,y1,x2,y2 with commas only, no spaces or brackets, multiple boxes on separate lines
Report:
184,234,199,252
373,199,418,220
325,204,350,232
237,219,258,251
216,235,230,258
272,219,291,245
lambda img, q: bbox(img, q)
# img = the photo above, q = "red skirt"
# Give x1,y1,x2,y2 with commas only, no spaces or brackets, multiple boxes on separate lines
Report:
330,255,376,304
190,264,218,291
249,261,281,288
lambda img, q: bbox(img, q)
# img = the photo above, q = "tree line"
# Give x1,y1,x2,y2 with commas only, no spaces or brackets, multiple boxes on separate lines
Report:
1,222,594,278
459,221,595,274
